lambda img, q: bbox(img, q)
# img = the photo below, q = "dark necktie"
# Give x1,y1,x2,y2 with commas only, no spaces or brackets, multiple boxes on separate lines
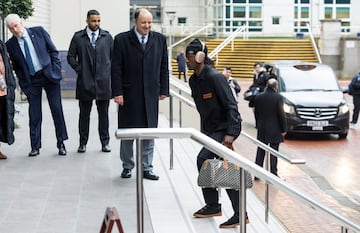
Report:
141,36,146,50
22,37,36,76
91,32,96,48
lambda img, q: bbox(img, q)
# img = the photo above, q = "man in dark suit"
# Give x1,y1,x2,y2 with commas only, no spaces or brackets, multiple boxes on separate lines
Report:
67,9,113,153
5,14,68,157
111,8,169,180
254,78,287,177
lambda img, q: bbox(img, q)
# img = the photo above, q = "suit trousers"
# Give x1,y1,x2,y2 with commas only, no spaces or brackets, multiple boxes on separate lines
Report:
120,139,154,171
196,130,239,215
255,142,279,176
27,72,68,150
78,99,110,146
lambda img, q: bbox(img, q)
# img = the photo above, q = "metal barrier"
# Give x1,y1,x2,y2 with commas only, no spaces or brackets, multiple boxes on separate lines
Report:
115,128,360,233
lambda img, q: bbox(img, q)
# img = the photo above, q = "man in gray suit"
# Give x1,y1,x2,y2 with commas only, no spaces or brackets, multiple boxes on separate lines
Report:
111,8,169,180
67,9,113,153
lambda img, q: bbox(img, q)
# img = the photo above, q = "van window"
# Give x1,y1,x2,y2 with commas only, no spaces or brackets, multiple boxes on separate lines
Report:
279,66,339,92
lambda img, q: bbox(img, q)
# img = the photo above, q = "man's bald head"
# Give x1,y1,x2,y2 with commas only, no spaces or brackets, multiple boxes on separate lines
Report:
267,78,279,92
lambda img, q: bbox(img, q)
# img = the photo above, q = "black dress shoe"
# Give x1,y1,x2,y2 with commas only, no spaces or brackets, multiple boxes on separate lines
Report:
101,144,111,152
121,169,132,178
77,145,86,153
28,149,40,157
143,171,159,180
58,143,67,156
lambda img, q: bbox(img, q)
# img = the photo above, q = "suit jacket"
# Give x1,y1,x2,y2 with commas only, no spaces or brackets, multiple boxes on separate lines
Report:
254,87,287,143
111,28,169,128
67,28,113,100
6,26,62,95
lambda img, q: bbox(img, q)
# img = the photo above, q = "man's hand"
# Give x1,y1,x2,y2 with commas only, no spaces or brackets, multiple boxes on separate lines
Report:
159,95,167,100
114,96,124,106
223,135,235,149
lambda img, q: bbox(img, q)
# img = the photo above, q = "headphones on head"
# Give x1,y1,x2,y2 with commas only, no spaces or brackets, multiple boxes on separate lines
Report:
195,42,206,64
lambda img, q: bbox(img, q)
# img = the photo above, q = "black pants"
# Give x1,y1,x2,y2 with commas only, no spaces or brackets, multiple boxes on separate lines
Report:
255,142,279,176
196,130,239,215
0,96,7,142
351,95,360,124
78,99,110,146
178,71,187,82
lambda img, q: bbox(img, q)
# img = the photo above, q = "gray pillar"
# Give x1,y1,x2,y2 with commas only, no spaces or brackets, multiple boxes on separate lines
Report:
319,19,341,75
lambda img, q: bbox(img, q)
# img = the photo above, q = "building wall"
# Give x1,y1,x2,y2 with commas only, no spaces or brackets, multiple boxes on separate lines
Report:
50,0,129,50
262,1,293,37
21,0,129,50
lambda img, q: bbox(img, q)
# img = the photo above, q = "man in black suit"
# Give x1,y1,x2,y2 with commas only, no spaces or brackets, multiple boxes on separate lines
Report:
5,14,68,156
254,78,287,177
67,9,113,153
111,8,169,180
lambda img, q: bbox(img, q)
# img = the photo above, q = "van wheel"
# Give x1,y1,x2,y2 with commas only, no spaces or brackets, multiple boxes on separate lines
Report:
338,133,348,139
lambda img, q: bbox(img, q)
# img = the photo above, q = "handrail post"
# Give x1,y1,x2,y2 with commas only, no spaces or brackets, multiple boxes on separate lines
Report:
179,89,182,127
169,95,174,169
240,168,247,233
265,148,270,223
136,139,144,233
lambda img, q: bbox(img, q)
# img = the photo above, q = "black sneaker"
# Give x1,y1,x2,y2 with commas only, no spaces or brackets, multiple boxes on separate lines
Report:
193,204,221,218
219,214,250,228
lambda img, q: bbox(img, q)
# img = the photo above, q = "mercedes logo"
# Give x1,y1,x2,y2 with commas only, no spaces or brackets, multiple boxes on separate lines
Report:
314,108,322,118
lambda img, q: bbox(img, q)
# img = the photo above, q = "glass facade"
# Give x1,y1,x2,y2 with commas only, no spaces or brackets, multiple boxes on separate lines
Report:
324,0,351,32
214,0,263,33
294,0,310,32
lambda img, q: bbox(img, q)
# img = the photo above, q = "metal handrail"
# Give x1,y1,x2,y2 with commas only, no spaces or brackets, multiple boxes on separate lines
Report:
307,23,322,64
115,128,360,233
169,77,304,165
208,26,248,64
167,24,214,75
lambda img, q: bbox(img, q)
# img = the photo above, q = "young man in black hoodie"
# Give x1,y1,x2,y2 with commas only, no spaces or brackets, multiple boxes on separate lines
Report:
186,38,248,228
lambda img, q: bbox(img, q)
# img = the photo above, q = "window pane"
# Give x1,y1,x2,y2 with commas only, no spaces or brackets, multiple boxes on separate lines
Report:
249,0,262,3
226,21,231,26
301,0,310,3
234,0,246,3
324,7,332,19
233,21,244,26
178,17,187,24
300,21,309,26
249,6,262,18
272,17,280,25
294,6,298,18
336,0,350,3
234,6,246,18
324,0,333,3
336,7,349,18
226,6,230,18
248,20,262,27
301,7,309,18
